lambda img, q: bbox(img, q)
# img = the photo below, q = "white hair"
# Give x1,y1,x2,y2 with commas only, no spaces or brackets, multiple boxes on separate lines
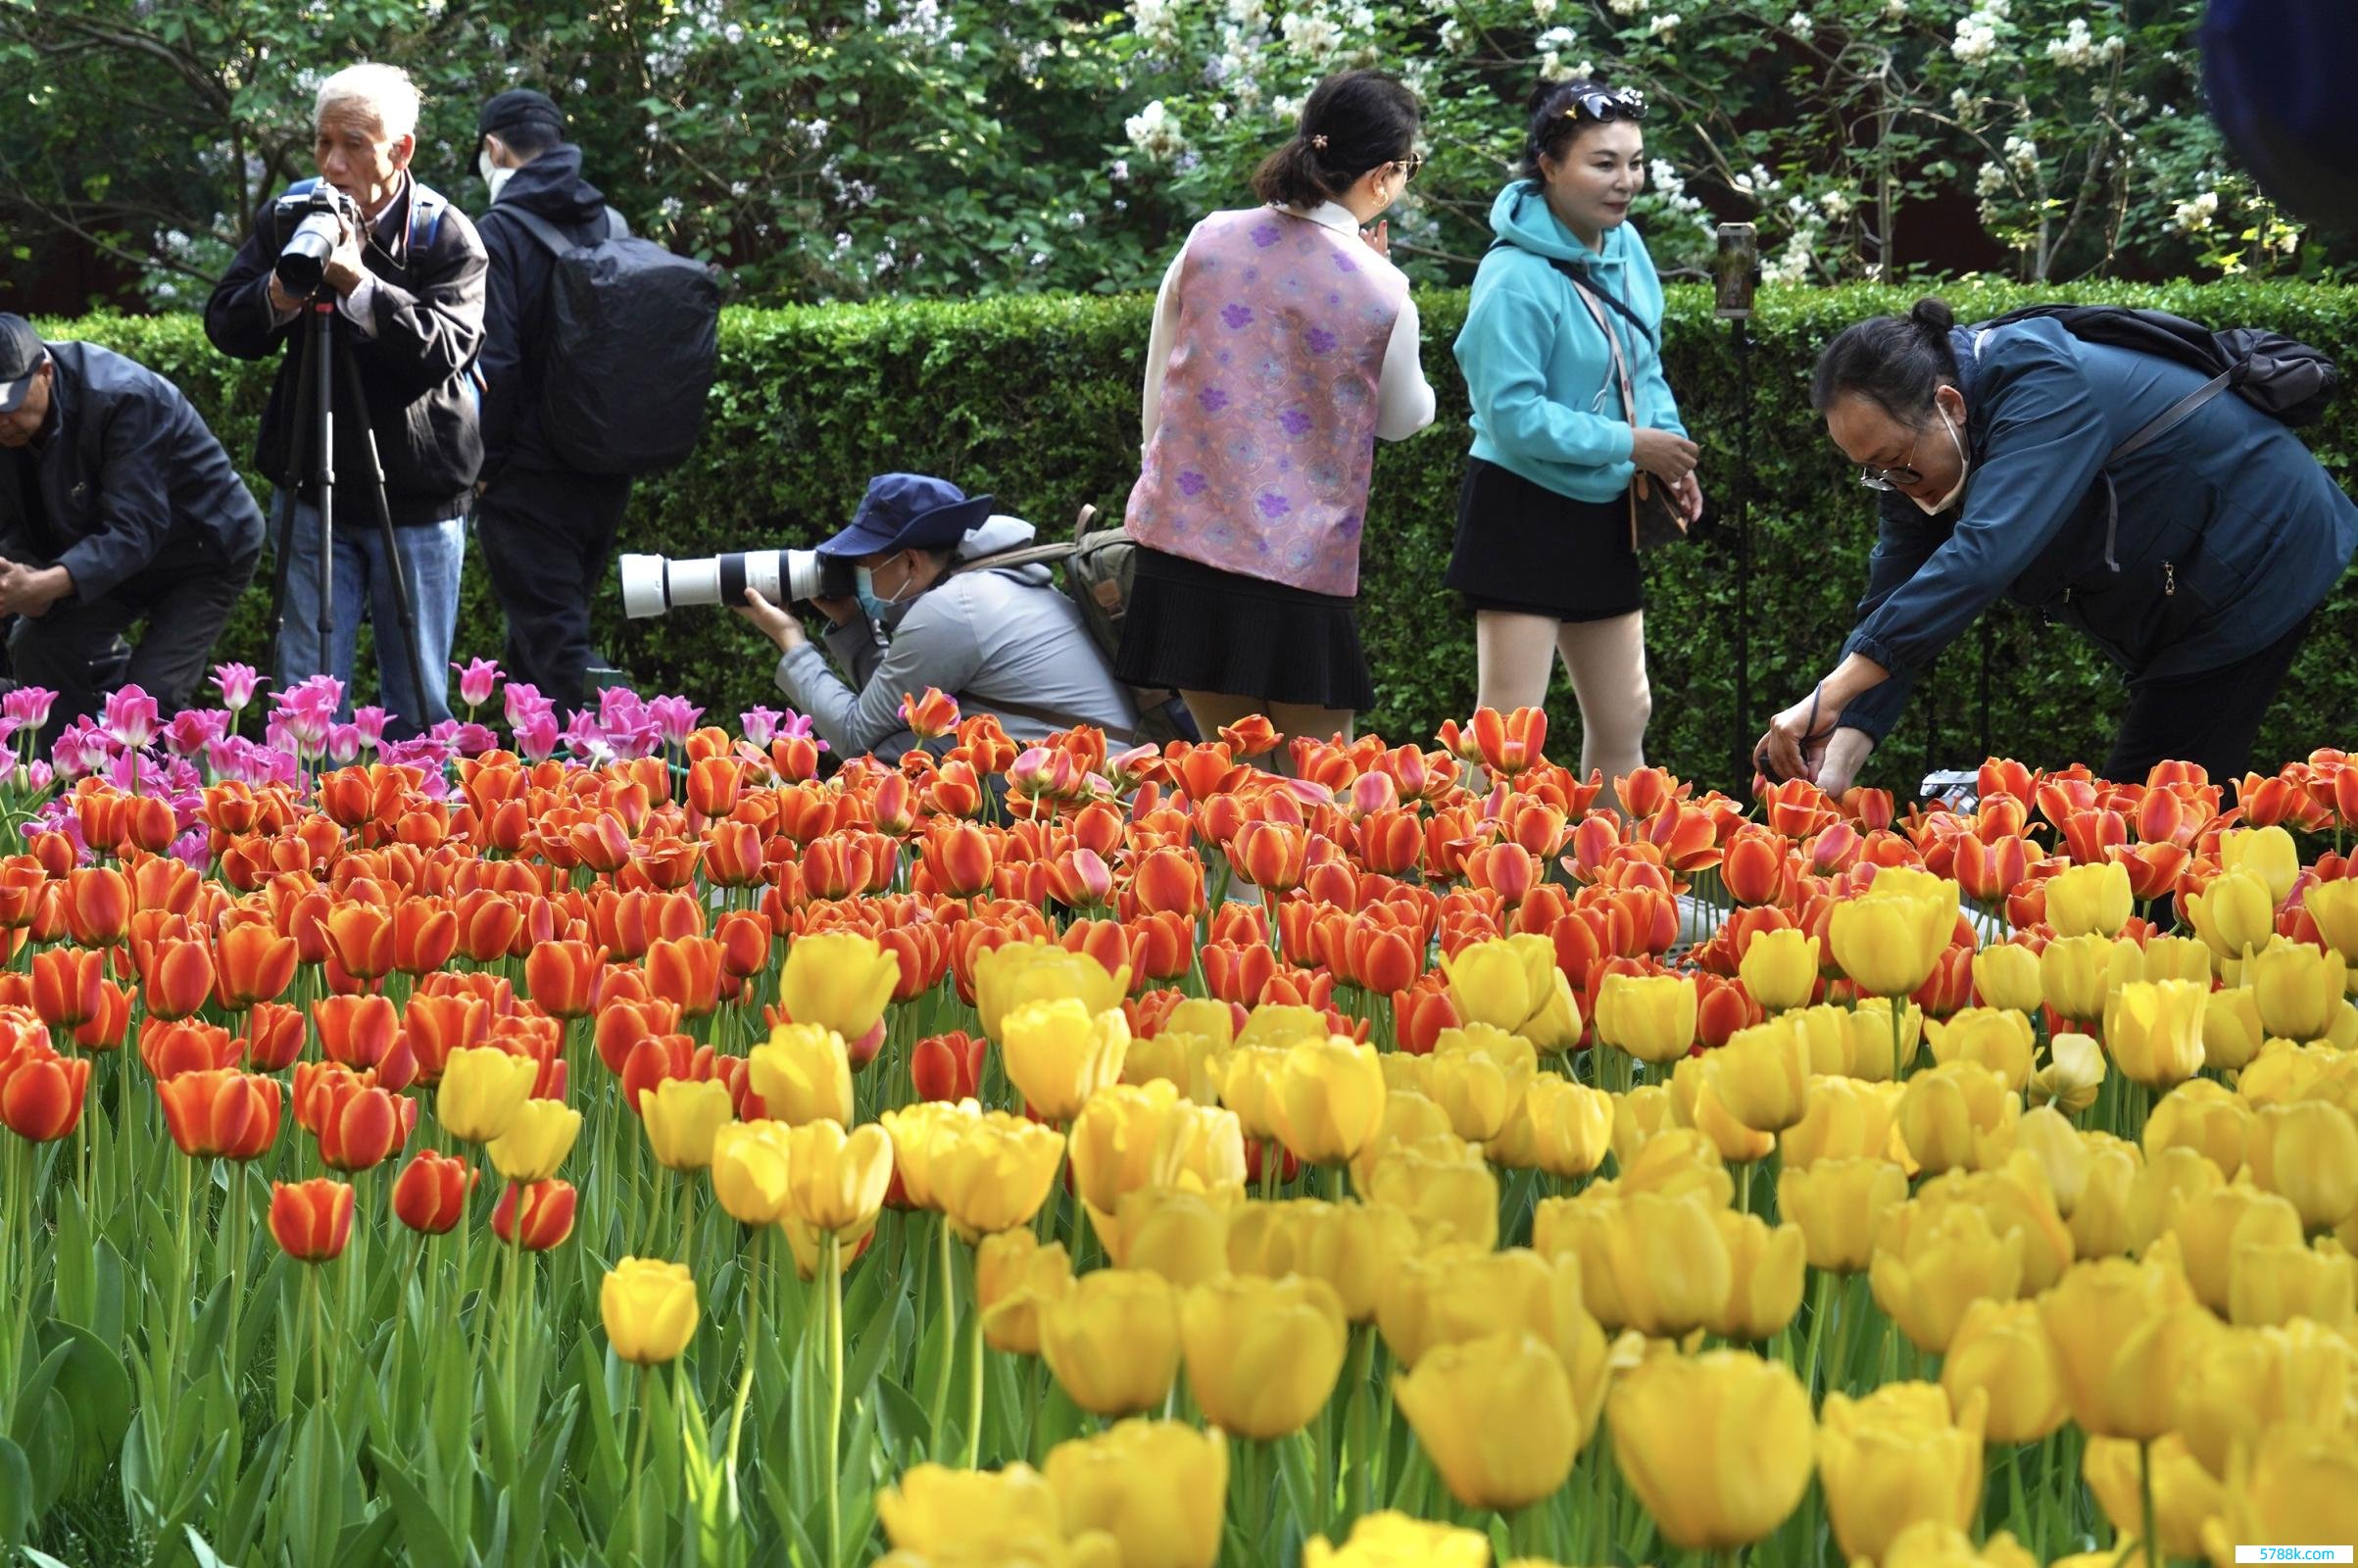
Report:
315,63,420,143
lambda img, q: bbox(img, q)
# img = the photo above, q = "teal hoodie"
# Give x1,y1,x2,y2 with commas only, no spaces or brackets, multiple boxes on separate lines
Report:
1453,181,1686,502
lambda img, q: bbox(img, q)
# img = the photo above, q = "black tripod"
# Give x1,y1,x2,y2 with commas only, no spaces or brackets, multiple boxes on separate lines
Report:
266,294,431,720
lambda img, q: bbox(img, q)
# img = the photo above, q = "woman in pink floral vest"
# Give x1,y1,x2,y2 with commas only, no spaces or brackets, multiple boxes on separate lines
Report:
1116,70,1437,752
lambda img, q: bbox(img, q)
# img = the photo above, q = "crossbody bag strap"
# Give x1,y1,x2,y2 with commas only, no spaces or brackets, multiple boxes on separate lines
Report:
1569,278,1650,551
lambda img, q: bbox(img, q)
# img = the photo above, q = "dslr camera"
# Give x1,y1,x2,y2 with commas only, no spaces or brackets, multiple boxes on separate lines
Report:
617,547,855,619
269,184,368,297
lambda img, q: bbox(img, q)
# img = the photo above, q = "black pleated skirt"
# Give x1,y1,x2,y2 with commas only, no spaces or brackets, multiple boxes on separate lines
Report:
1446,457,1643,621
1114,546,1376,710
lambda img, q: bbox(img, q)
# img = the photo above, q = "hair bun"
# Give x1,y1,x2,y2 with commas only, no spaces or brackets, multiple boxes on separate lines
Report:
1909,296,1957,336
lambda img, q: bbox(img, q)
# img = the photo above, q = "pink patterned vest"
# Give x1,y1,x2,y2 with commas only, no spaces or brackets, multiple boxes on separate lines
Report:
1125,206,1407,597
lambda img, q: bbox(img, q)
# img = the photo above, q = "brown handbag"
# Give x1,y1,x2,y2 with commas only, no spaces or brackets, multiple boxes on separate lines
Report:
1568,278,1691,552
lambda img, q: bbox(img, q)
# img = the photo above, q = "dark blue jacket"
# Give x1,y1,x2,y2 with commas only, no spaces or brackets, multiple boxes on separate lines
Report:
0,341,265,602
1840,316,2358,742
473,145,615,480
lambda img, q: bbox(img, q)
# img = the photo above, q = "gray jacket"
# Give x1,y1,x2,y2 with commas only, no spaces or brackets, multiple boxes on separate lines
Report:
773,514,1140,762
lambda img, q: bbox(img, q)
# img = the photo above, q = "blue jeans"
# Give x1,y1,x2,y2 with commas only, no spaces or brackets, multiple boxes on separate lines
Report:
270,494,465,736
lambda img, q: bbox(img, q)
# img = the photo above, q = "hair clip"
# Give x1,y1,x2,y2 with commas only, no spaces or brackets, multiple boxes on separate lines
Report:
1311,132,1329,149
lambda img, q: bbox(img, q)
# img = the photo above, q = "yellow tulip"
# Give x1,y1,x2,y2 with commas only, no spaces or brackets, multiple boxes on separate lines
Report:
1709,1209,1805,1341
1067,1079,1245,1235
1830,872,1956,998
436,1045,537,1144
2169,1183,2305,1314
2200,985,2267,1074
2036,1256,2212,1440
486,1097,581,1183
1609,1081,1679,1165
1615,1126,1738,1205
1924,1007,2035,1091
1792,1003,1853,1075
1738,927,1821,1013
1122,1028,1223,1104
876,1100,973,1214
2039,933,2116,1024
975,1229,1071,1355
2081,1434,2225,1561
1779,1157,1909,1273
600,1256,697,1365
2122,933,2214,986
637,1076,734,1171
2308,879,2358,966
1971,943,2044,1013
1520,1073,1615,1180
2141,1077,2250,1178
2222,823,2300,904
1668,1054,1777,1163
1349,1088,1456,1194
875,1461,1064,1559
2003,1105,2089,1214
777,930,899,1041
1179,1274,1348,1440
747,1021,854,1128
1235,1003,1334,1050
1042,1419,1226,1568
1423,1023,1538,1142
2246,1099,2358,1231
2124,1142,2227,1253
1115,1186,1235,1285
783,1210,876,1282
1896,1062,2018,1176
933,1109,1066,1238
1160,997,1237,1050
709,1118,795,1225
2067,1138,2141,1258
2102,979,2209,1089
1364,1137,1498,1250
1438,936,1544,1032
1780,1076,1902,1168
1531,1194,1632,1330
2046,858,2133,938
1301,1512,1491,1568
2028,1031,2106,1114
1268,1035,1387,1166
1376,1245,1599,1377
2249,940,2350,1042
2175,1318,2358,1479
1817,1382,1986,1566
1845,997,1925,1082
2184,866,2278,963
1869,1200,2026,1352
2200,1423,2358,1564
1607,1348,1815,1551
1605,1188,1734,1340
2239,1038,2339,1107
784,1118,893,1236
1595,971,1697,1063
1876,1522,2039,1568
1040,1268,1182,1417
1915,1153,2077,1292
1396,1331,1585,1510
1229,1199,1414,1323
1710,1016,1812,1133
1941,1297,2067,1444
1002,998,1129,1123
2229,1239,2358,1331
973,941,1130,1041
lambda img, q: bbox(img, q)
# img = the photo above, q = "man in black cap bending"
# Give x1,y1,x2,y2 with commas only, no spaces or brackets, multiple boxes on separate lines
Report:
0,314,264,749
472,87,636,717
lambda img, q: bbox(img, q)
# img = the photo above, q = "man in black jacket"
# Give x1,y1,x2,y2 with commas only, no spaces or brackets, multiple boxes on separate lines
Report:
473,88,635,718
0,315,264,752
203,62,485,739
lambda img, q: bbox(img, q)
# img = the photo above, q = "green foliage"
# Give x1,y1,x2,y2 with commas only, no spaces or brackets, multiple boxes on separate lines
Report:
40,275,2358,790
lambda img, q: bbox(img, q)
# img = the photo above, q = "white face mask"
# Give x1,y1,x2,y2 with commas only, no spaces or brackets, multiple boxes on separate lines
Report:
479,149,514,204
1912,406,1970,515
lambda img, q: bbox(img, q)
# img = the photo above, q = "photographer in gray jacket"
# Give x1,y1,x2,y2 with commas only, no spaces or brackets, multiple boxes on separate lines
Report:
735,472,1138,762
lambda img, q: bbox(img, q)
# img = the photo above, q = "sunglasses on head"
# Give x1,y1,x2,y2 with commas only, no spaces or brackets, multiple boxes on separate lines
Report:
1564,88,1647,123
1393,150,1425,182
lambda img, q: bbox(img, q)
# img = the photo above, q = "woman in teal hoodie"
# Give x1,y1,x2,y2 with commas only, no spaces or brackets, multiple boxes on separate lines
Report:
1449,80,1700,803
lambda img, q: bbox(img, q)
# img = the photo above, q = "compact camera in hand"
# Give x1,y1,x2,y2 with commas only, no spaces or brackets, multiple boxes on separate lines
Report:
269,185,368,297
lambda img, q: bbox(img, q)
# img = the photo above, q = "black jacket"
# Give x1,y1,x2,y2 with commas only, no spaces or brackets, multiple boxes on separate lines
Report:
475,145,615,479
0,341,265,602
203,174,487,526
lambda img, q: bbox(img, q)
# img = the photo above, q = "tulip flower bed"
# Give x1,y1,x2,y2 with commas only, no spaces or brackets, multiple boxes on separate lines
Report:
4,675,2358,1568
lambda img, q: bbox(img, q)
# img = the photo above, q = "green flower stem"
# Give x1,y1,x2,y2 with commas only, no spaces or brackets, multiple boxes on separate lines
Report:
963,1289,987,1471
306,1261,326,1404
725,1227,765,1476
2138,1436,2158,1568
825,1230,845,1568
925,1216,958,1461
630,1363,656,1566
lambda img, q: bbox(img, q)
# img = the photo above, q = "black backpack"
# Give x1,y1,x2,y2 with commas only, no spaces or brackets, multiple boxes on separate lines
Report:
494,205,721,475
1978,304,2338,429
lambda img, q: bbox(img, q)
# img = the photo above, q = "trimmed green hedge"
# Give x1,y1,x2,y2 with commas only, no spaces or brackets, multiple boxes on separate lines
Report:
40,279,2358,790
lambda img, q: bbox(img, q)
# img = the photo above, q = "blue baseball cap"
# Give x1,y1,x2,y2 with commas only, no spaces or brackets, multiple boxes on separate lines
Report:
818,473,996,559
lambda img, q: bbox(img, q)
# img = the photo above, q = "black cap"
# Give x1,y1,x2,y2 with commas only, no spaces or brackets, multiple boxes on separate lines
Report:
0,314,45,415
478,89,565,140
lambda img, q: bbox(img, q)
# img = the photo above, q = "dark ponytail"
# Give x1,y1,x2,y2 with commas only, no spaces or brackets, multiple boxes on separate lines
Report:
1809,296,1964,421
1251,69,1421,208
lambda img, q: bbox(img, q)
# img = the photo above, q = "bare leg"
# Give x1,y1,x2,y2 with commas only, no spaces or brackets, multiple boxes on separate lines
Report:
1178,690,1353,774
1555,610,1651,815
1473,610,1561,715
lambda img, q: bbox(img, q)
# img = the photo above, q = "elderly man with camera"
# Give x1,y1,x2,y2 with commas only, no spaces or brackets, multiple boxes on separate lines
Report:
725,473,1140,764
0,315,265,751
203,62,486,738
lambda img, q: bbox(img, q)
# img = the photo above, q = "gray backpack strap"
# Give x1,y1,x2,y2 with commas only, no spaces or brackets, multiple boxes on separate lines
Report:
498,204,582,258
2107,368,2235,464
948,542,1076,576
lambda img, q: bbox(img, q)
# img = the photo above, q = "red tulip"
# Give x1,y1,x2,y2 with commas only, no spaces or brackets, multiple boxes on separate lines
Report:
215,920,298,1009
314,994,400,1070
72,979,134,1053
140,936,217,1021
491,1179,577,1250
243,1002,308,1072
314,1078,415,1172
63,865,131,946
270,1178,356,1262
30,947,104,1029
911,1030,988,1102
391,1150,477,1235
524,940,606,1019
0,1040,90,1142
159,1069,282,1159
138,1017,242,1080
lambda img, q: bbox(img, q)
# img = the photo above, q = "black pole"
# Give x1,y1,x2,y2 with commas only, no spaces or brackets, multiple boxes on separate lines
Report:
1731,317,1754,787
266,302,320,670
330,343,433,726
1978,613,1994,762
311,297,337,682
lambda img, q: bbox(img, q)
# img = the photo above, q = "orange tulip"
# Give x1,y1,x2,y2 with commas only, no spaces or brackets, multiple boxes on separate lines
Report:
405,993,492,1082
313,1076,416,1171
322,904,395,980
647,935,724,1019
73,979,134,1053
454,891,525,964
706,819,767,888
63,865,131,946
1233,819,1309,895
270,1178,356,1261
1471,707,1548,774
137,1017,242,1080
715,910,772,980
159,1069,283,1159
391,1150,476,1234
215,920,298,1009
314,994,401,1070
0,1039,90,1142
243,1002,307,1072
687,756,745,818
921,820,997,898
140,936,217,1021
524,940,606,1020
491,1179,577,1250
393,898,459,976
30,946,104,1028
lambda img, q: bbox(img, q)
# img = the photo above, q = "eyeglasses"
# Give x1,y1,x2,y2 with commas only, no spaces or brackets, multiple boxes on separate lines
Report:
1856,427,1927,491
1564,87,1647,123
